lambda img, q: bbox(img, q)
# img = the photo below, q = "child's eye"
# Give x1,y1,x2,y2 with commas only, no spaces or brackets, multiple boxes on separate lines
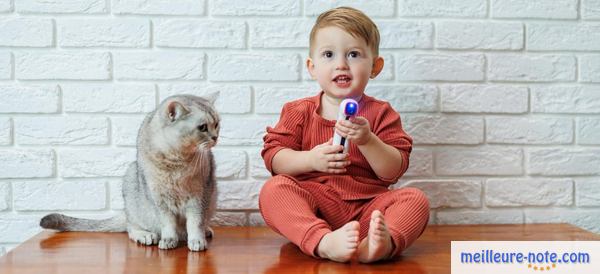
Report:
322,51,333,58
348,51,360,58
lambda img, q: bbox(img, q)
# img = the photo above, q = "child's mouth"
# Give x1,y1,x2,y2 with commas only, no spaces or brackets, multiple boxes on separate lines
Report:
333,75,352,88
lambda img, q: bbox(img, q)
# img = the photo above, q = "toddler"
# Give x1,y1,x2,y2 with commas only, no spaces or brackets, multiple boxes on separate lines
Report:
259,7,429,263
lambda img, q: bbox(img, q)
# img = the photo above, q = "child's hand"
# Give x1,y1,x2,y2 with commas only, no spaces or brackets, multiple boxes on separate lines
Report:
308,138,350,174
335,116,372,146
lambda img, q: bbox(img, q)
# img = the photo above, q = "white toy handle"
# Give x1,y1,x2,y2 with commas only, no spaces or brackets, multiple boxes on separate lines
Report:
332,98,359,153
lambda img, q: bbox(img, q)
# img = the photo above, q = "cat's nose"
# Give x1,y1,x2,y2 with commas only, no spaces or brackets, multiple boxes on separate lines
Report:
211,136,218,142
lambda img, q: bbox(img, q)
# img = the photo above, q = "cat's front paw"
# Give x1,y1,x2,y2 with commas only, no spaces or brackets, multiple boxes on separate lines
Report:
158,237,179,249
188,238,207,251
129,230,159,245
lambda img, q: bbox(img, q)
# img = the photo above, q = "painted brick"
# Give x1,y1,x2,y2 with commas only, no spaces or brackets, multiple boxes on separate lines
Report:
486,179,573,207
525,209,600,233
13,180,106,210
401,180,482,208
209,53,300,81
403,114,484,144
437,21,523,50
437,210,523,225
305,0,394,17
0,0,11,12
248,212,266,226
404,149,433,177
249,149,270,179
214,149,247,179
112,0,204,15
0,118,10,145
576,178,600,207
528,23,600,51
528,149,600,176
16,52,110,80
486,117,573,144
488,54,576,82
583,0,600,19
62,84,156,113
0,150,54,178
578,118,600,145
0,52,9,79
109,179,124,210
159,84,251,114
0,182,9,211
219,117,277,146
254,85,315,114
0,215,44,242
441,85,528,113
111,116,145,147
59,18,149,48
17,0,106,13
212,0,299,16
15,117,109,145
156,20,245,49
436,148,523,175
396,54,485,81
217,181,263,210
377,21,433,49
491,0,577,19
531,86,600,114
211,212,247,226
368,85,438,113
250,19,311,48
0,85,59,113
400,0,486,17
0,18,53,47
114,52,204,80
580,55,600,83
60,148,135,178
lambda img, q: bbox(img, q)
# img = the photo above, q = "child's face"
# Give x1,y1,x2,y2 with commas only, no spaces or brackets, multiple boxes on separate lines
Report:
307,26,383,100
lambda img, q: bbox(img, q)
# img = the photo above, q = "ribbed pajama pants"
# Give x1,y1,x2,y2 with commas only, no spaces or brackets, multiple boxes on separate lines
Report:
259,174,430,258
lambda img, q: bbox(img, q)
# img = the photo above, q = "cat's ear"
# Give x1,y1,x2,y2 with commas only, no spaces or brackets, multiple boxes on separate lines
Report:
204,91,219,105
166,101,190,122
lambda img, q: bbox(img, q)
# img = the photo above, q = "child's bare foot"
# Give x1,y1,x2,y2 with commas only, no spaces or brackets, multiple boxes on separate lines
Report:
357,210,394,263
317,221,360,263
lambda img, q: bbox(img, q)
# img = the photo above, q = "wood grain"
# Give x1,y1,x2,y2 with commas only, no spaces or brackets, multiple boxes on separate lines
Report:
1,224,598,274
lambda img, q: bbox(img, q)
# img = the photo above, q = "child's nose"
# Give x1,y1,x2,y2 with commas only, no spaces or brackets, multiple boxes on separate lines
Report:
335,57,349,70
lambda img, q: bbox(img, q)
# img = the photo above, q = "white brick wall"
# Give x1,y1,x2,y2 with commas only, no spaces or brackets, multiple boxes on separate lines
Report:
1,0,599,251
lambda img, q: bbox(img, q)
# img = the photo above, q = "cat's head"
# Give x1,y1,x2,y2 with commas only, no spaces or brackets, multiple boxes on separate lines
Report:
157,93,220,152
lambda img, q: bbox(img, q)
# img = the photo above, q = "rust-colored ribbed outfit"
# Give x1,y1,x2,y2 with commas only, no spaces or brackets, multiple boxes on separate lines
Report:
259,92,430,258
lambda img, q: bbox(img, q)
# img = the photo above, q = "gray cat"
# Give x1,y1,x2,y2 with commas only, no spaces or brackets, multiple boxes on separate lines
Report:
40,94,220,251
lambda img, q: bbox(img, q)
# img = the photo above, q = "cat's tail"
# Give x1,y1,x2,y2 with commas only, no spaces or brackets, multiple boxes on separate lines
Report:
40,213,127,232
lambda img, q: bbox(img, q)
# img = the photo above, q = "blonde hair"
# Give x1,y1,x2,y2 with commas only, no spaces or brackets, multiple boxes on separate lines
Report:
309,7,380,57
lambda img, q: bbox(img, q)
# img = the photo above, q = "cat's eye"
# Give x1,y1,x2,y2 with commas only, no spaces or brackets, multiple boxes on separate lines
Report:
215,122,219,128
197,124,208,132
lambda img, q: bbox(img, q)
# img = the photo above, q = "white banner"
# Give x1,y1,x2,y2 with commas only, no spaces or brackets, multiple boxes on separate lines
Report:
452,241,600,274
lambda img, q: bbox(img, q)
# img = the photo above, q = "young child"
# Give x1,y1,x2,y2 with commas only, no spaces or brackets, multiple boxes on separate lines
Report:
259,7,430,263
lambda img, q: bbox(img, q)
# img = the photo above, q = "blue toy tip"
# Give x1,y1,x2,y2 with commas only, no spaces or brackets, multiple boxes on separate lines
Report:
345,102,358,116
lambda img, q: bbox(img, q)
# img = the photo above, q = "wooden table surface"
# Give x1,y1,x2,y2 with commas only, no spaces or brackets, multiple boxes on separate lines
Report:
1,224,599,274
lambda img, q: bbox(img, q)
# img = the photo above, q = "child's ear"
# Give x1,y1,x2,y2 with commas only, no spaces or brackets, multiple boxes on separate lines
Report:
306,57,317,80
370,56,384,79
